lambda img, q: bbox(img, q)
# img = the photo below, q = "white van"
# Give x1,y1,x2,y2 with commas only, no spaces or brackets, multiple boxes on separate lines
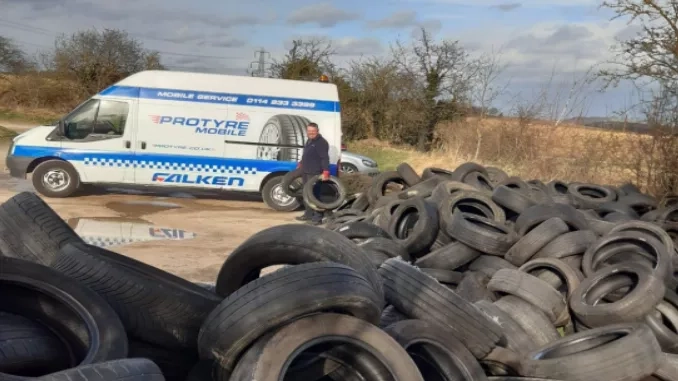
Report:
5,70,343,211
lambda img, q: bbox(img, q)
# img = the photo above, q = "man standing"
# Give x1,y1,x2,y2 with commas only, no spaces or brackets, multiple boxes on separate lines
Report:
295,122,330,225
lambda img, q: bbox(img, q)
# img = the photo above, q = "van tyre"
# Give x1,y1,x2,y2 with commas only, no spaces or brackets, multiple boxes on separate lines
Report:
256,114,309,162
302,175,347,211
31,160,81,198
33,359,164,381
261,175,301,212
0,191,82,266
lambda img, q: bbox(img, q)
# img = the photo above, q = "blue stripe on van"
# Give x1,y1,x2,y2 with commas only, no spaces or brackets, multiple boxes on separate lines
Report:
13,146,339,175
99,85,341,112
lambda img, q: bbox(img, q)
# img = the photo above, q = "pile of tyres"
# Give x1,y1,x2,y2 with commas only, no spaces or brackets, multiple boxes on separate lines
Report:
0,153,676,380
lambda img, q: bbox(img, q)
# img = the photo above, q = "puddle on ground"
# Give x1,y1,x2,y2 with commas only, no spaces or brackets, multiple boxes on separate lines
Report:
105,200,183,217
67,217,196,248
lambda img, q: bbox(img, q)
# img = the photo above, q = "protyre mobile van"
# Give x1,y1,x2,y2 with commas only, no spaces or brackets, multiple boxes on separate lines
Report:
5,70,342,211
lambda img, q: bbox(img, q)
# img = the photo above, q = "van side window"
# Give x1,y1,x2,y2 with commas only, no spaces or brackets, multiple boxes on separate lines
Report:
64,99,129,140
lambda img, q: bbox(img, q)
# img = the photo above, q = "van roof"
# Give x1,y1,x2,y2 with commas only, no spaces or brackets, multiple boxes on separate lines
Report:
108,70,339,101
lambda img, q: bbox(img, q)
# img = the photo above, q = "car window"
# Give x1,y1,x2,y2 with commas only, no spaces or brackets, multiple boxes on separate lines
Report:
64,99,129,140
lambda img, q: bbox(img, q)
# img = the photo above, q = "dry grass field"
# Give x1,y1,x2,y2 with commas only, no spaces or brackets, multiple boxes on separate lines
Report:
0,73,669,197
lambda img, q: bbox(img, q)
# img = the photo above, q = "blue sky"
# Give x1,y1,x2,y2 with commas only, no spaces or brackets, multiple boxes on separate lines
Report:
1,0,646,117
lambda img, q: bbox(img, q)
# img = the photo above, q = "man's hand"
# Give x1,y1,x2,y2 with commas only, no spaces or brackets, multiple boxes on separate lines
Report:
322,170,330,181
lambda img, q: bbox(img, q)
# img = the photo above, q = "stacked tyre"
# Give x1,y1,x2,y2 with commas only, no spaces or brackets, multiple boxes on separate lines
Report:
3,172,678,380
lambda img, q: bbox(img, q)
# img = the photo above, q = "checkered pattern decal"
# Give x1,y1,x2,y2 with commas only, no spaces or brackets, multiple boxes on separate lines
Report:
82,157,258,175
82,236,149,248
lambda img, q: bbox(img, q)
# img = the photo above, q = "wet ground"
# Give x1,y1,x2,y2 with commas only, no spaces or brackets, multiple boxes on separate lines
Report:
0,133,303,282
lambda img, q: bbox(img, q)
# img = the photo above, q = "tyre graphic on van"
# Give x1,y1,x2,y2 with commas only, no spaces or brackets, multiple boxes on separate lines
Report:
256,114,308,162
256,114,309,212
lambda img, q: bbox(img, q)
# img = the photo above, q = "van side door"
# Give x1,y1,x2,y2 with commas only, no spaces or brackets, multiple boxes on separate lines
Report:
58,97,136,184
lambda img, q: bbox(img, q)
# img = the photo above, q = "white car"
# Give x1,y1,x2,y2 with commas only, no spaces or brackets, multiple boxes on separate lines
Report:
340,144,379,176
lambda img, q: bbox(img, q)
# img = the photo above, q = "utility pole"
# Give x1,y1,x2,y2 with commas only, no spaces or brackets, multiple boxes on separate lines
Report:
249,48,270,77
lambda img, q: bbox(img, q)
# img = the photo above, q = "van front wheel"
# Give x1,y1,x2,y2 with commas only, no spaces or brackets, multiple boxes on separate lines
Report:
32,160,81,198
262,175,301,212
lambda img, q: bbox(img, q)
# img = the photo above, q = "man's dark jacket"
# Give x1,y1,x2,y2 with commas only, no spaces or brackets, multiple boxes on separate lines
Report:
300,134,330,175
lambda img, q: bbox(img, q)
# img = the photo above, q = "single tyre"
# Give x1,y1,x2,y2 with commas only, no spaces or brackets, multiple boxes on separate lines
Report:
199,262,381,372
229,313,425,381
521,323,662,381
261,175,301,212
280,168,304,197
0,191,83,266
303,175,347,211
33,358,164,381
0,257,128,373
214,224,384,304
396,162,421,186
383,319,488,381
378,258,503,358
31,160,81,198
52,241,221,350
255,114,308,162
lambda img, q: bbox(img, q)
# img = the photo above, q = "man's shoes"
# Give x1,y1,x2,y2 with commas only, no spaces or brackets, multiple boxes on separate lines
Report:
306,220,322,226
295,216,310,222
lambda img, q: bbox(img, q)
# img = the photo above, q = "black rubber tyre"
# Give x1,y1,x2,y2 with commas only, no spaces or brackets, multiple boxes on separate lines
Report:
214,224,384,305
497,177,531,194
533,230,597,260
33,358,164,381
474,300,537,355
504,217,569,266
0,192,83,266
280,168,304,197
380,305,408,328
383,319,488,381
567,183,617,209
334,220,392,240
488,269,567,325
256,114,308,162
0,257,127,373
261,174,301,212
229,313,425,381
452,162,488,181
419,268,465,286
608,220,675,259
422,167,456,181
0,312,70,376
396,162,421,186
521,323,662,381
518,258,583,299
128,340,197,381
514,204,589,236
464,171,494,192
569,263,665,328
352,192,370,211
199,262,382,372
302,175,347,211
581,230,672,282
492,185,537,215
468,256,517,278
444,212,516,256
439,190,506,223
493,295,559,347
486,167,509,185
368,171,408,205
414,242,481,271
646,290,678,354
357,236,410,262
386,196,439,257
53,241,221,350
31,160,81,198
455,271,497,303
378,258,503,358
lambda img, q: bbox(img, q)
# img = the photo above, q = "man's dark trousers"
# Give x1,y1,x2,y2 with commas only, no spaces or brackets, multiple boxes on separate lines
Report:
301,173,324,223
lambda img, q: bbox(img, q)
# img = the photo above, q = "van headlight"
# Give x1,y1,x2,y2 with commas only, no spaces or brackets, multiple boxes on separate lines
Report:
362,159,377,167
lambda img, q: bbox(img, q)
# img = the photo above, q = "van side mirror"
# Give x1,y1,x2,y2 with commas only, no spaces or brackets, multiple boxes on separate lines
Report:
56,120,65,136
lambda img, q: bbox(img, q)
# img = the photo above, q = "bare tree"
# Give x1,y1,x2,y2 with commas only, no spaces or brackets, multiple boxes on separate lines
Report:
51,28,165,94
270,38,337,81
391,27,474,151
0,36,32,73
599,0,678,86
469,47,510,159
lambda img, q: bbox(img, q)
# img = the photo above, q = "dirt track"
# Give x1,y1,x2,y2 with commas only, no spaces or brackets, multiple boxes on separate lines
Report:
0,122,303,282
